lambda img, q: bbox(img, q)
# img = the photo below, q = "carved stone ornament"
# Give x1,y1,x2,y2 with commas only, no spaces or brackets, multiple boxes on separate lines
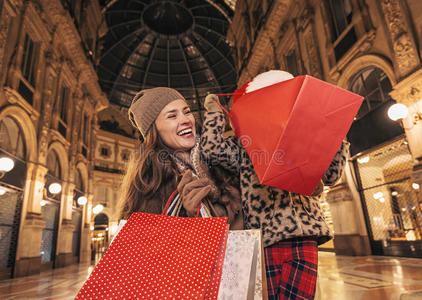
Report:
238,0,292,84
0,2,15,73
390,69,422,105
304,26,322,78
381,0,419,76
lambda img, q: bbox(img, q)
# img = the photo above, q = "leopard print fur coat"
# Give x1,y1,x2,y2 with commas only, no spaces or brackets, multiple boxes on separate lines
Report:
200,111,350,247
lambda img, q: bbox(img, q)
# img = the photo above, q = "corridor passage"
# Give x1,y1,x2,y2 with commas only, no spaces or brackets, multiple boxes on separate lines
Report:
0,252,421,299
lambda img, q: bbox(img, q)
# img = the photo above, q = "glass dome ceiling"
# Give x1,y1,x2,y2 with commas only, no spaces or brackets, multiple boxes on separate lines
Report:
98,0,237,122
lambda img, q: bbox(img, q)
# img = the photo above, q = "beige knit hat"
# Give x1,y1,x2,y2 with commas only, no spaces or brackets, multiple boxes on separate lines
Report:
128,87,185,141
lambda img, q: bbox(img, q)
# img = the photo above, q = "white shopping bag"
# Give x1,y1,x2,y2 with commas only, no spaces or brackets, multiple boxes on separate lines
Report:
218,229,266,300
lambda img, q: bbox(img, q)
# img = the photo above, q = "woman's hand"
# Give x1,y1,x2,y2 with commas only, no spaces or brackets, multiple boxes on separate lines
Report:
177,170,216,216
204,94,223,113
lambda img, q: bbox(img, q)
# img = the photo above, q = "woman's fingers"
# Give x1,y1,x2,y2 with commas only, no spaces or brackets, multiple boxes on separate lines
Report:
183,185,212,216
182,177,211,197
204,94,222,112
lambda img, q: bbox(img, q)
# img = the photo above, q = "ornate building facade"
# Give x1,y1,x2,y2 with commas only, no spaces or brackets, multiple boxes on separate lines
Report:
1,0,422,281
229,0,422,257
0,0,112,278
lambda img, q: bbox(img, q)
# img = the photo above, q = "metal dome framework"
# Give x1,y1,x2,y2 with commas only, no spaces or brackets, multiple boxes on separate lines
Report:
98,0,237,122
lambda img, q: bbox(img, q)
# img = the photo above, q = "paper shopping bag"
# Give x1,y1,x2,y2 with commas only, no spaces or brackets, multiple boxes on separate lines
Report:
76,213,229,299
230,75,363,195
218,229,267,300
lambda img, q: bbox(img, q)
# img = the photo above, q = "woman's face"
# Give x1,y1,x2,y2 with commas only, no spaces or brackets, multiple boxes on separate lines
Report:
155,99,196,150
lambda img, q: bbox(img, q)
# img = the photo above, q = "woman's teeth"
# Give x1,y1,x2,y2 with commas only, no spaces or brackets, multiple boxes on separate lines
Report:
178,129,192,136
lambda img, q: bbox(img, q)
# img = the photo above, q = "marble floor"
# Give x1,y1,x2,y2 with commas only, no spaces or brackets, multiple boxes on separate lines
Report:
315,252,422,300
0,252,421,299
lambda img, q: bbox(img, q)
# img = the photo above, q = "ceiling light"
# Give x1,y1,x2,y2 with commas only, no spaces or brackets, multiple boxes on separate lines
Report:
93,204,104,214
388,103,408,121
373,192,383,199
0,157,14,173
48,182,62,194
357,156,370,164
412,183,420,190
77,196,88,205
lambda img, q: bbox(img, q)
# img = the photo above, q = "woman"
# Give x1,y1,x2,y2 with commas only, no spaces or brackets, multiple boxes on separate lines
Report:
200,93,349,300
118,87,242,229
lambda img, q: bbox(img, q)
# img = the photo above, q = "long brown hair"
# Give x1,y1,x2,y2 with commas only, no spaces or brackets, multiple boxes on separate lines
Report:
118,124,178,219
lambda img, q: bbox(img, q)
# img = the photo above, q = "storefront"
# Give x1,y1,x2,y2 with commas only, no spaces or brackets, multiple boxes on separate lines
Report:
0,117,27,279
40,152,62,269
353,138,422,257
344,66,422,257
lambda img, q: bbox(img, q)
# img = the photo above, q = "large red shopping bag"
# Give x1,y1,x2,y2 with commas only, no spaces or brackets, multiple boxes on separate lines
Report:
76,213,229,299
229,75,363,195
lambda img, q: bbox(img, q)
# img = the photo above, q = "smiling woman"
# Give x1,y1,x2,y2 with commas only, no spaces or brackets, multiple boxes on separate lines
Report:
155,100,197,150
119,87,243,229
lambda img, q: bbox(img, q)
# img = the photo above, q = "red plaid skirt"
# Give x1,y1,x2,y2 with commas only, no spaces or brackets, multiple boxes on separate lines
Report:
264,238,318,300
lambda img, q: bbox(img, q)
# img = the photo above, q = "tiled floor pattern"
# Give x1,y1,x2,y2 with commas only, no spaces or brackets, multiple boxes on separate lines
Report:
315,252,422,300
0,252,421,299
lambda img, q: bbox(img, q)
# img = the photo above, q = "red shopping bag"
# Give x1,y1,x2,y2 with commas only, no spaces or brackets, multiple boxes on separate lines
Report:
229,75,363,195
76,212,229,299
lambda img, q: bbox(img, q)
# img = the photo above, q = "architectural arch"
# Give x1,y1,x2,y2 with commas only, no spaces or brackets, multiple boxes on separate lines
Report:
47,142,69,181
337,55,397,89
0,105,37,162
99,207,113,221
75,161,89,192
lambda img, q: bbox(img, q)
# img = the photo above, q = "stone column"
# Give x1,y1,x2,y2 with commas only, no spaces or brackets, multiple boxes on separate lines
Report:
326,165,371,256
390,69,422,161
80,194,93,264
55,182,75,268
14,162,47,277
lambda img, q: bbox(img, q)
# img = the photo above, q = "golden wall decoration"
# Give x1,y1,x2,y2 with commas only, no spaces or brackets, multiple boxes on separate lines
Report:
380,0,419,77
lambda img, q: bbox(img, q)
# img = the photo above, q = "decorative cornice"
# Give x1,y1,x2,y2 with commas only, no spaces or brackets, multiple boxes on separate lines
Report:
238,0,293,85
390,68,422,105
39,0,108,111
4,87,40,120
328,30,376,82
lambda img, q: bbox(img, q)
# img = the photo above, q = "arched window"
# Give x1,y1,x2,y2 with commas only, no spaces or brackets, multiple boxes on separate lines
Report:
0,116,26,160
46,151,61,179
45,151,62,200
94,213,109,231
75,169,84,192
73,169,85,207
350,67,393,119
347,66,403,156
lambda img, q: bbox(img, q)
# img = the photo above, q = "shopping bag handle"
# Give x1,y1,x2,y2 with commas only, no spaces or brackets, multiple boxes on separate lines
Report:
162,189,201,217
162,189,178,215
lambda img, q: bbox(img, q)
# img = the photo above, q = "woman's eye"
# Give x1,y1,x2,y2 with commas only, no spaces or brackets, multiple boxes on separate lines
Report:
167,114,176,119
184,110,192,115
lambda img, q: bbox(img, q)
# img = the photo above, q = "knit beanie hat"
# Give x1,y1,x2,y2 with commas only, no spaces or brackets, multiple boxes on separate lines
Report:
128,87,185,141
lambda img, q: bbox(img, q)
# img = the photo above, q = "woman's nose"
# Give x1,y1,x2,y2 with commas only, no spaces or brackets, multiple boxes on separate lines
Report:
179,113,190,123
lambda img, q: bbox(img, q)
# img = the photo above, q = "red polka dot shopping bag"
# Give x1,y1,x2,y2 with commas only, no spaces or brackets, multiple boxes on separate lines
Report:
76,212,229,299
